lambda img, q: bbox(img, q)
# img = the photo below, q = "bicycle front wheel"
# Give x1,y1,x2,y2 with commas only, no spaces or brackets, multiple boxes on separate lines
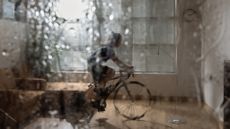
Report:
113,81,151,120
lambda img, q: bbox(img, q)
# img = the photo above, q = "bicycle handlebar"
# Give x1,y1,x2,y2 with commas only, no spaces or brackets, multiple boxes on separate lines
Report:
111,69,134,81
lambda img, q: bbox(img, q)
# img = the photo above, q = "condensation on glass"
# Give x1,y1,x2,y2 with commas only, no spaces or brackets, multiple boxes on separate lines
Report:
25,0,177,76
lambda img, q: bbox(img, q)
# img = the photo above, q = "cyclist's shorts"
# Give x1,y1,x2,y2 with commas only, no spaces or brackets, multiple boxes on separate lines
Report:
89,64,110,83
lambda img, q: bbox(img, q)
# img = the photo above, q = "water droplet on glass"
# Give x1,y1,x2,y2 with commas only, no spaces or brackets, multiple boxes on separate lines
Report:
206,25,211,30
86,47,91,52
42,60,47,66
92,6,96,12
30,0,36,6
61,44,65,49
83,74,88,80
140,53,145,57
52,122,58,127
14,36,18,40
40,10,45,17
46,73,51,78
44,34,49,40
86,13,93,20
2,50,9,56
193,32,198,37
198,24,203,29
93,37,98,41
94,31,100,37
48,55,53,60
57,73,62,77
96,58,100,63
48,2,53,8
109,14,114,20
55,45,60,49
52,16,57,22
109,3,113,7
88,28,93,34
35,11,40,17
53,23,59,28
48,110,58,116
44,45,49,50
69,28,75,34
38,1,43,8
60,36,65,41
124,41,129,46
127,7,132,13
66,45,70,50
19,95,24,100
44,27,50,32
125,28,129,35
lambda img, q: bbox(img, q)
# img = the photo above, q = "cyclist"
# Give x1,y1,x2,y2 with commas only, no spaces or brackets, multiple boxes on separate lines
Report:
87,32,133,111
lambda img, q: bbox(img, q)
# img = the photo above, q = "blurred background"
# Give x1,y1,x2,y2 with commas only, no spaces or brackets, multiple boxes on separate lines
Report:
0,0,229,129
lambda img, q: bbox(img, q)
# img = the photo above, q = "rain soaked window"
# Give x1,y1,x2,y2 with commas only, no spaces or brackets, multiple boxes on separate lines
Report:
26,0,176,75
132,0,176,73
0,0,228,129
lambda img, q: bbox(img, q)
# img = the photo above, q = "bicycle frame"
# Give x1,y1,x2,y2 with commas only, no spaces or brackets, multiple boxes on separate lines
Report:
93,72,132,101
86,71,151,121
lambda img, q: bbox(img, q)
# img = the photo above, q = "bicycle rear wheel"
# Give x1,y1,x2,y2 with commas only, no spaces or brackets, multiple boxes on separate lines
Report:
113,81,151,120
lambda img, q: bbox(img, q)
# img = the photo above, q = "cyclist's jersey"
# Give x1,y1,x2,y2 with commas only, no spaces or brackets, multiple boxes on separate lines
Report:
87,45,115,65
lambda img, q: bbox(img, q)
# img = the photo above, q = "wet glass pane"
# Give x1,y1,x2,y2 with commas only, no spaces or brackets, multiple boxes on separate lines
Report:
132,45,147,71
0,20,26,68
60,51,88,71
0,0,226,129
1,0,27,22
132,0,148,18
132,19,147,44
146,19,175,44
146,45,176,72
152,0,175,17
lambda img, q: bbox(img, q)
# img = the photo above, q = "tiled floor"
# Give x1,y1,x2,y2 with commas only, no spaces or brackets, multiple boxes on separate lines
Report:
24,100,221,129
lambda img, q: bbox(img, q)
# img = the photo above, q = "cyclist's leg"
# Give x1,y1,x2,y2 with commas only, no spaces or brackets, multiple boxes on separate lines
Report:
86,64,103,102
95,66,115,97
85,86,97,103
95,66,115,111
92,64,103,86
92,65,114,91
100,66,115,86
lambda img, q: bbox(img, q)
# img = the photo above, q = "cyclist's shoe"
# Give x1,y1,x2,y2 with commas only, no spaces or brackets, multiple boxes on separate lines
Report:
98,102,106,112
94,87,109,97
98,107,105,112
91,99,106,112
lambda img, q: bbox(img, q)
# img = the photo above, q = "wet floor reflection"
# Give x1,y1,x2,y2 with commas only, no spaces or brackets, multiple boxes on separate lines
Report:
122,120,173,129
23,100,220,129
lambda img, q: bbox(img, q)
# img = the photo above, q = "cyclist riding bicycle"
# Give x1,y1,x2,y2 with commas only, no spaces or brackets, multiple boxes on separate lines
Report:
87,32,133,111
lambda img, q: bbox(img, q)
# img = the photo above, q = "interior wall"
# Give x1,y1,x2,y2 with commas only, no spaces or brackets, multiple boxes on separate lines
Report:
128,0,203,98
0,19,26,68
52,0,203,98
0,19,27,89
201,0,230,121
121,0,202,98
176,0,202,98
0,1,204,99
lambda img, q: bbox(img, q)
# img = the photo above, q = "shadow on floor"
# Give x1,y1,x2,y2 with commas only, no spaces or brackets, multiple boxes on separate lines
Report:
90,118,121,129
122,119,174,129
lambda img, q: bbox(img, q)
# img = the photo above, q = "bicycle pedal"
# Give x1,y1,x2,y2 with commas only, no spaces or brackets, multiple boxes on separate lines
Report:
97,106,106,112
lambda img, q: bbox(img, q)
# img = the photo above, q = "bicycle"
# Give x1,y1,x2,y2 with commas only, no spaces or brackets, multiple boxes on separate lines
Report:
86,70,152,120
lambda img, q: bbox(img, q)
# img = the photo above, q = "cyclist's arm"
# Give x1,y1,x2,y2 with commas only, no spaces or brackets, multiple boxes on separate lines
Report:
111,56,133,70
